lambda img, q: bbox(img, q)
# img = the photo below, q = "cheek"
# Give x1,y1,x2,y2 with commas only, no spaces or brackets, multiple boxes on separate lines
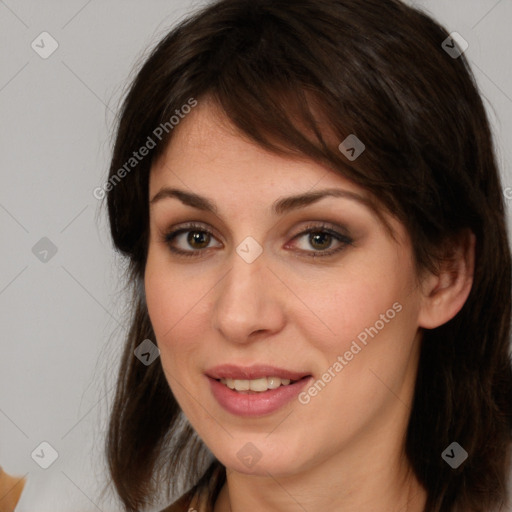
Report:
300,267,420,414
144,267,208,410
144,260,212,365
299,261,410,357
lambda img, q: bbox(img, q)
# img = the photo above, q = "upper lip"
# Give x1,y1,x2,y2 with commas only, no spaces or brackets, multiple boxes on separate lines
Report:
205,364,310,381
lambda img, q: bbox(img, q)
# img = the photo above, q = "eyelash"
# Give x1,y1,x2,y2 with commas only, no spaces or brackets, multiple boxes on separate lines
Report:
162,222,353,259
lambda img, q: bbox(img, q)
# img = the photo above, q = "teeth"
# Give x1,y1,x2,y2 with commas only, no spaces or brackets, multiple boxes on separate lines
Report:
267,376,281,389
220,376,294,392
248,377,267,392
234,379,250,391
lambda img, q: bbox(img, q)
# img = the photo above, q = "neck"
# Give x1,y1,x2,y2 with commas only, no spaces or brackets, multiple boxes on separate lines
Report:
214,448,427,512
214,385,427,512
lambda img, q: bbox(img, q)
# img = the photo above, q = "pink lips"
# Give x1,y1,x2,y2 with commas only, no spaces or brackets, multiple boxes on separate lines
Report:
205,364,312,417
205,364,309,381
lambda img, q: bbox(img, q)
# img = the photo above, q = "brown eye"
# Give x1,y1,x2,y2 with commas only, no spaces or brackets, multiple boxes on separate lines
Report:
187,230,211,249
308,231,333,250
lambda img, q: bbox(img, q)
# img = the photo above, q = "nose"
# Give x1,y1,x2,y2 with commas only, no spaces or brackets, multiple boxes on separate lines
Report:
212,250,286,344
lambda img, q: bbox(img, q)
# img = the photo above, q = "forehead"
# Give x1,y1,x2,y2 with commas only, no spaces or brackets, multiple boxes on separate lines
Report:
149,99,364,197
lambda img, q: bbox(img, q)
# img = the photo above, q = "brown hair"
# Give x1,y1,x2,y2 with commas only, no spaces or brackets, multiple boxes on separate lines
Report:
102,0,512,510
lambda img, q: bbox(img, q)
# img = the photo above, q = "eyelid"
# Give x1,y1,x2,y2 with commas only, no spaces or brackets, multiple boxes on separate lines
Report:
287,221,351,240
161,221,223,242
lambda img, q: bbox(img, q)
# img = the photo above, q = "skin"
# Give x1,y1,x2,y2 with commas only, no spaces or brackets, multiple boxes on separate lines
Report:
144,98,475,512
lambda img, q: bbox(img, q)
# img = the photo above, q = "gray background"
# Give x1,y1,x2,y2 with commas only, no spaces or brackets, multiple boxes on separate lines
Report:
1,1,511,511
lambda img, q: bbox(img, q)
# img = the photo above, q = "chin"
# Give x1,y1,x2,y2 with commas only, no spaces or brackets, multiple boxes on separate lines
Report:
225,456,298,477
212,436,311,477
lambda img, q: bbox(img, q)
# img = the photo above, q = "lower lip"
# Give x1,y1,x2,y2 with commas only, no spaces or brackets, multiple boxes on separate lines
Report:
207,376,312,417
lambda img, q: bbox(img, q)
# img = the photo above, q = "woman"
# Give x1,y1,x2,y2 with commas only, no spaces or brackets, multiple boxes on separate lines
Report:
102,0,512,510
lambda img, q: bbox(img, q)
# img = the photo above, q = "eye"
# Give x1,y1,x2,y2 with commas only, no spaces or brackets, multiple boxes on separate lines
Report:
163,223,222,257
287,223,353,257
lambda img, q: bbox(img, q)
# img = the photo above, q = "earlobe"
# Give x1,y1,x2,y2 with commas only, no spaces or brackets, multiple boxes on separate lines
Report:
417,230,476,329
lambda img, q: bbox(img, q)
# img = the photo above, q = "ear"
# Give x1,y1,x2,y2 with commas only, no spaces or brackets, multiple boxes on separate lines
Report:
417,229,476,329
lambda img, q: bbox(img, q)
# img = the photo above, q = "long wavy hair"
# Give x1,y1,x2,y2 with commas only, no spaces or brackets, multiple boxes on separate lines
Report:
102,0,512,510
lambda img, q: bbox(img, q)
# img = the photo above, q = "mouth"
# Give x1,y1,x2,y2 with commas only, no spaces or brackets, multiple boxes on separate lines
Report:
205,364,312,416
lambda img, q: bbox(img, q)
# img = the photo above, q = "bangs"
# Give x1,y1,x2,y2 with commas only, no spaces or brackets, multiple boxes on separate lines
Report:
152,0,409,186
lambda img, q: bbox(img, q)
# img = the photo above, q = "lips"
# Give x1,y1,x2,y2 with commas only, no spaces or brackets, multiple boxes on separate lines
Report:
205,364,310,381
205,364,312,416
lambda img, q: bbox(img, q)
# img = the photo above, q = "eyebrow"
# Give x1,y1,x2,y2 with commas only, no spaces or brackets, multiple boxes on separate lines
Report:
149,187,375,216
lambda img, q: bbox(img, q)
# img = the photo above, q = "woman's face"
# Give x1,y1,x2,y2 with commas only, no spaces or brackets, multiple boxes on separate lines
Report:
145,100,427,479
